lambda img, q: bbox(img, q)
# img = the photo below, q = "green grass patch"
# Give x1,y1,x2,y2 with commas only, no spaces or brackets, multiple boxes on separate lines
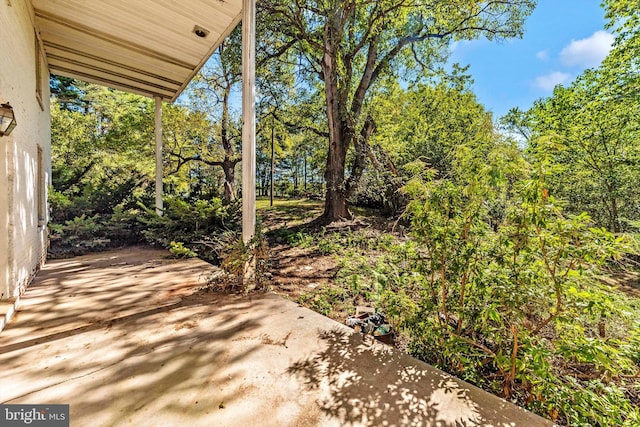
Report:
256,197,323,212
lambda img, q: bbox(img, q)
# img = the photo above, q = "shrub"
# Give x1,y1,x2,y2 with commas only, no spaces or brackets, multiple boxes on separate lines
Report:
394,149,640,425
206,229,271,293
168,241,196,258
138,197,239,263
324,142,640,425
48,214,116,257
48,196,239,261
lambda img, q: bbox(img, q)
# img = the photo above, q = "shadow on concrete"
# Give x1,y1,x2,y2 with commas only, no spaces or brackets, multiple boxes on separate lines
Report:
288,328,547,427
0,248,299,426
0,247,551,426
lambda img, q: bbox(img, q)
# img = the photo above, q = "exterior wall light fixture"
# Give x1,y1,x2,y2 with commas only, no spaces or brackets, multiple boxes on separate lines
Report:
0,103,17,137
193,25,209,38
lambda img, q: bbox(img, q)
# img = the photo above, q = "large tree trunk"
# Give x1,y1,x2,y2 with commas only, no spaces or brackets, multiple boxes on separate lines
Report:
220,82,239,204
604,180,621,233
321,88,354,222
322,138,351,222
320,18,354,223
270,117,275,206
609,195,620,233
221,158,236,202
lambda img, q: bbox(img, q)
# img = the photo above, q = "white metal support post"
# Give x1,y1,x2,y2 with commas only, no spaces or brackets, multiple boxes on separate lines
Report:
154,96,163,216
242,0,256,243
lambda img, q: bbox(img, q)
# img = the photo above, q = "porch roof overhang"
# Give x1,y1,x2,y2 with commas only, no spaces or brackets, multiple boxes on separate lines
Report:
32,0,243,102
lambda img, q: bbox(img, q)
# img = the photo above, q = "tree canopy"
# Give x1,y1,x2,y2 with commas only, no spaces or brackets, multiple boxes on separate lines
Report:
260,0,536,222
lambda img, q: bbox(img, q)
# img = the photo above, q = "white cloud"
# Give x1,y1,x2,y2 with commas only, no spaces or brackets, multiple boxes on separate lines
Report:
536,49,549,61
560,30,614,68
534,71,571,91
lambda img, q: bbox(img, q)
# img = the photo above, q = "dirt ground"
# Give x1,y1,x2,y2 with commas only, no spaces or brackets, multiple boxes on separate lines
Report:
258,198,403,325
602,270,640,297
260,199,343,316
269,243,337,299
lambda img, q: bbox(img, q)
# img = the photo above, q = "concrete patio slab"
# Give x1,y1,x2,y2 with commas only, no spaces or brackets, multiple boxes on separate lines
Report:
0,248,552,426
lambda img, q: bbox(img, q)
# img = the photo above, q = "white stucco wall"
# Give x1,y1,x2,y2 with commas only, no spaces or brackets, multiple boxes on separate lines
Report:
0,0,51,299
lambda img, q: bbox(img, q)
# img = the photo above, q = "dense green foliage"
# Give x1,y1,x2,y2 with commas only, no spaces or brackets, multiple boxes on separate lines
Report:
293,139,640,425
518,69,640,233
398,140,639,425
500,0,640,234
48,81,240,259
354,77,493,213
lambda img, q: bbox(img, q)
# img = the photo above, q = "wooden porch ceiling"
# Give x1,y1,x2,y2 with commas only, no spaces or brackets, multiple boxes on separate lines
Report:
32,0,243,101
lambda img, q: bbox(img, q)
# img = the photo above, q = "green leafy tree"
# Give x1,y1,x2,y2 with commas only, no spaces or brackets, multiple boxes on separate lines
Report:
334,68,493,214
161,104,220,199
261,0,536,222
50,84,157,220
501,1,640,233
525,70,640,232
173,22,299,203
602,0,640,98
49,76,87,112
174,28,244,202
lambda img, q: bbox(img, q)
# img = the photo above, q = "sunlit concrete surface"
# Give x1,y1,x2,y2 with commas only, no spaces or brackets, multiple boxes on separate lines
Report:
0,248,552,426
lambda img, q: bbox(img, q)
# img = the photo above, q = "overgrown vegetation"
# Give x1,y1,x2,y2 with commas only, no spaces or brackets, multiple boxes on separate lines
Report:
395,140,639,425
290,165,640,424
47,80,243,261
49,196,239,263
205,230,271,293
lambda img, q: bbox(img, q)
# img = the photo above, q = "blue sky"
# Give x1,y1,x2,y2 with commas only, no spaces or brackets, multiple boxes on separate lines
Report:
449,0,612,119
